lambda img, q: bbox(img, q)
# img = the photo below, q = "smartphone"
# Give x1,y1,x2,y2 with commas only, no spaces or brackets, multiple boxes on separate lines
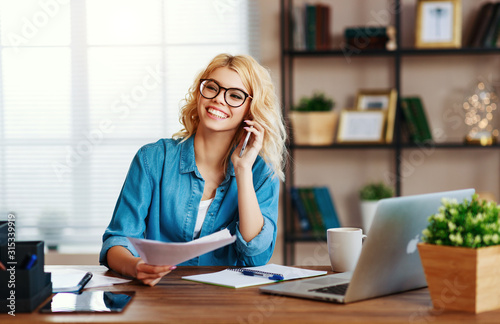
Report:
239,125,253,157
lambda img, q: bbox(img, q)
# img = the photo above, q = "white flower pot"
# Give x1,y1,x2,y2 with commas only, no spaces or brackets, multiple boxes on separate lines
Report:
360,200,379,234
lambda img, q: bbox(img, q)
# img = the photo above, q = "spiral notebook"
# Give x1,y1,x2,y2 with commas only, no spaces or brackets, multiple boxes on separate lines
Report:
182,264,327,288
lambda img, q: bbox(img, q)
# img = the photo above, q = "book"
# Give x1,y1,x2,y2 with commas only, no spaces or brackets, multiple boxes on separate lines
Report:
344,26,396,50
292,5,306,50
409,97,432,142
315,4,331,50
181,264,327,288
400,97,421,143
467,2,496,48
344,26,391,38
305,4,317,50
290,187,311,233
291,4,332,51
299,187,325,237
482,3,500,48
314,187,340,229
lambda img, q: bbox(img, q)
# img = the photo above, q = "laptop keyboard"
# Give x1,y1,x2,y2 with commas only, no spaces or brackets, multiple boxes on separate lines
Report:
309,283,349,296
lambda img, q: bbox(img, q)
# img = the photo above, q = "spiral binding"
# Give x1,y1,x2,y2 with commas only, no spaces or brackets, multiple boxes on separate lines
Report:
228,268,283,278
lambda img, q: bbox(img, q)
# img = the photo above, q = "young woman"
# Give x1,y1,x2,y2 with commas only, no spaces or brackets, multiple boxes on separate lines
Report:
99,53,287,286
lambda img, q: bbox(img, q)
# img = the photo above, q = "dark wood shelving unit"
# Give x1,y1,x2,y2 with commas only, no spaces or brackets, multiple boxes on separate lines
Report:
280,0,500,265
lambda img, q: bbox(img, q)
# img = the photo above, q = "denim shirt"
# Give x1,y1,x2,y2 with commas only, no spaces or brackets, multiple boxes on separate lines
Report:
99,136,280,267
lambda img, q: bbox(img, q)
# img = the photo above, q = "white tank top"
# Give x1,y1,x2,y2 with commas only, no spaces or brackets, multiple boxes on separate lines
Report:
194,198,213,239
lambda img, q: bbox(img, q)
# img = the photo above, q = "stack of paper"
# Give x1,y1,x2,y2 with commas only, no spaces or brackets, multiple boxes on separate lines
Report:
182,264,327,288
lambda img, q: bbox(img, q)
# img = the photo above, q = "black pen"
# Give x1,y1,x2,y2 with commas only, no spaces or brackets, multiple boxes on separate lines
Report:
77,272,93,293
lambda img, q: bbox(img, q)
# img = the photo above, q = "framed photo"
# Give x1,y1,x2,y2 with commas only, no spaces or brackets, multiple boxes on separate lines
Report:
355,89,397,143
415,0,462,48
337,110,386,144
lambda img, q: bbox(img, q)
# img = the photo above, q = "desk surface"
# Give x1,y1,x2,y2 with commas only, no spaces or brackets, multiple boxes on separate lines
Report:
2,265,500,324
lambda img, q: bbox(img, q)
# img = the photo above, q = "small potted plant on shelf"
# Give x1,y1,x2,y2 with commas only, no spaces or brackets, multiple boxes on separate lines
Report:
289,92,337,146
418,194,500,314
359,182,393,234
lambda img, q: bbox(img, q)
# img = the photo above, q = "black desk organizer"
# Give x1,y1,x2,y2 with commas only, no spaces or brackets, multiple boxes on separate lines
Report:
0,221,53,313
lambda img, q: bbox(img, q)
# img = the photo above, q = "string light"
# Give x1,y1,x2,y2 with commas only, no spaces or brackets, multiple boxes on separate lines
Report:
463,80,498,146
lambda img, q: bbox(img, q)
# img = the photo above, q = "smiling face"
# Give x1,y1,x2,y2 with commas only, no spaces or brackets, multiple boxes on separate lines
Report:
197,66,251,135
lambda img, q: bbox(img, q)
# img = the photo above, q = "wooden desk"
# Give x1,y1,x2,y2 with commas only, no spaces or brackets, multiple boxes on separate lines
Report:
2,265,500,323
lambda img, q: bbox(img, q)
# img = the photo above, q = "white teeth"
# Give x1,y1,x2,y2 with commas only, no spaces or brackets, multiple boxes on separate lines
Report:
208,108,228,119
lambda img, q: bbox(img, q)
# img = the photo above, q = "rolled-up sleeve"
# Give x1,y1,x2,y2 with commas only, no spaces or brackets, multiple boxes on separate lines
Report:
234,173,280,266
99,148,153,268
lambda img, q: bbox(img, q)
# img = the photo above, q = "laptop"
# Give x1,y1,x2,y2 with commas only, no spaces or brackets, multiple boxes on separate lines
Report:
260,189,475,303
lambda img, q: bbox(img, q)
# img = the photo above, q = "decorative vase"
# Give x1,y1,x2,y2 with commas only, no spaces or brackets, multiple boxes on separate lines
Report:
289,111,338,146
360,200,378,234
417,243,500,314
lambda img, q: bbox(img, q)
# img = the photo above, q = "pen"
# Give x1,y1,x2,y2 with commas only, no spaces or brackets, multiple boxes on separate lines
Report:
0,261,5,271
239,126,253,157
242,270,284,281
77,272,93,293
24,254,37,270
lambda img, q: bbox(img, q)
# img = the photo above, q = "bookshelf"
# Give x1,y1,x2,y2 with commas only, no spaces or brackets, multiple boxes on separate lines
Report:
280,0,500,265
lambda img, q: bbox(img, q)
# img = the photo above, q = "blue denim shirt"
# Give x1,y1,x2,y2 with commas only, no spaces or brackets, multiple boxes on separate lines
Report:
99,136,279,267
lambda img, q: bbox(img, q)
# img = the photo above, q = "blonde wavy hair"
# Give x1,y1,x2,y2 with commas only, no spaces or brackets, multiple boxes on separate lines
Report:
173,53,287,181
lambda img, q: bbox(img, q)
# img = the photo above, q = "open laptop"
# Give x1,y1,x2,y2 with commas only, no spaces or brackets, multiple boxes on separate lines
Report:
261,189,475,303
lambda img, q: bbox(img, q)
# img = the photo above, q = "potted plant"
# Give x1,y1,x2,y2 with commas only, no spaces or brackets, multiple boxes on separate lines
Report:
289,92,337,145
359,182,393,233
418,194,500,314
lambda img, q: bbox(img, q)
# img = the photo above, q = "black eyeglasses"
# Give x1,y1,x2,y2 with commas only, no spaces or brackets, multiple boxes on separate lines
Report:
199,79,252,108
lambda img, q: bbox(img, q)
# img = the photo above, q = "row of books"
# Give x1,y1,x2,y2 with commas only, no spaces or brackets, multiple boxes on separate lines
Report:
467,2,500,48
290,187,341,238
292,3,331,51
343,26,397,51
400,97,432,143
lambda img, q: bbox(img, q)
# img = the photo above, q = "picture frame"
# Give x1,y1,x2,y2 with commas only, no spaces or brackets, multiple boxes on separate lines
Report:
337,110,386,144
415,0,462,48
355,89,397,143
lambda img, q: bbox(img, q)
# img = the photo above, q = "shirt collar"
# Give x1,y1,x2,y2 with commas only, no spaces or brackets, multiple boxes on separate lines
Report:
179,135,236,178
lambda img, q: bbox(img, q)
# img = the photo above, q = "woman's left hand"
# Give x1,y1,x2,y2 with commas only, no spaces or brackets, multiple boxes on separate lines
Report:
231,120,264,171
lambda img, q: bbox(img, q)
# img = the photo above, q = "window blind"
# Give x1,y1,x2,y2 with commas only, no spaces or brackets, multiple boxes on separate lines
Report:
0,0,260,252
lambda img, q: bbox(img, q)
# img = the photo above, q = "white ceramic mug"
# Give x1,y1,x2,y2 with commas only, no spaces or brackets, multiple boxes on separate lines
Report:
327,227,367,272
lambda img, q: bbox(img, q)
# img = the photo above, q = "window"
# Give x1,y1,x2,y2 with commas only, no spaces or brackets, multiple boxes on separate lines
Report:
0,0,260,252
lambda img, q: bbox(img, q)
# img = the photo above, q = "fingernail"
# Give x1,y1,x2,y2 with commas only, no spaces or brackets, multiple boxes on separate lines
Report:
170,265,177,270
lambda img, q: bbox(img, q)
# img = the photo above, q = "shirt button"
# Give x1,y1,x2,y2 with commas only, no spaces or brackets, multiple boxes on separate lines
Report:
220,189,224,192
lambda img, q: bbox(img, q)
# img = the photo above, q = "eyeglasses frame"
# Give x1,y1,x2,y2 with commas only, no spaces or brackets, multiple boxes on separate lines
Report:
199,79,252,108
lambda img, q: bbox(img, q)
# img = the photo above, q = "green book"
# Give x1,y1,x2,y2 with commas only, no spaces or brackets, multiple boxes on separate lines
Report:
483,3,500,48
467,2,496,48
344,26,390,38
298,188,324,237
400,97,421,143
409,97,432,142
305,4,317,50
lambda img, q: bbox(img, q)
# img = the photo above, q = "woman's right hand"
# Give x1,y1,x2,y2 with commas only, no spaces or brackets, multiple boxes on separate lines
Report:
135,260,177,286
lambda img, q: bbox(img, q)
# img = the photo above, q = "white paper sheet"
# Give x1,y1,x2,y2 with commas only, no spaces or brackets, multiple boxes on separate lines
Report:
127,228,236,266
49,268,131,292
